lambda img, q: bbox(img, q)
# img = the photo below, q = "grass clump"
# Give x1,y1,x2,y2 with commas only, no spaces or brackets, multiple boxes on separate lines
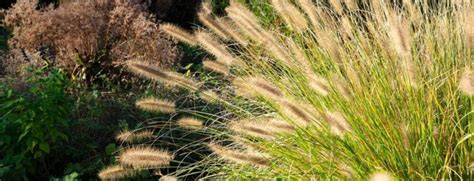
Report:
105,0,473,180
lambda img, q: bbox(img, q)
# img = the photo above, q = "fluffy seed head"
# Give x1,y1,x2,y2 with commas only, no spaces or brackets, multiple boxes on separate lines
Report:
160,23,197,46
307,74,330,96
466,8,474,47
459,68,474,96
208,143,269,167
116,129,155,143
297,0,321,27
136,98,176,114
230,120,276,140
159,176,178,181
198,8,232,40
250,78,284,100
203,59,230,76
369,172,394,181
199,90,222,103
119,147,174,169
177,117,204,130
281,100,313,126
323,111,352,136
216,17,249,46
98,165,136,180
127,61,198,89
329,0,344,14
196,31,235,65
271,0,308,31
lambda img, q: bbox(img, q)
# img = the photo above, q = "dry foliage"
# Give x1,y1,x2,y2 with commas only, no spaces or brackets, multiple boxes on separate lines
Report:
4,0,180,75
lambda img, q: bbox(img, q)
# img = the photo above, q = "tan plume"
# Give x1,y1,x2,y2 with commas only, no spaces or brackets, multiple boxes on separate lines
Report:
208,143,269,167
160,23,197,46
135,98,176,113
119,146,174,169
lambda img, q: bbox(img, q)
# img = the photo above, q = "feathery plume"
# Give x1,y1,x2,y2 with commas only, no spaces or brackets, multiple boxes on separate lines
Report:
271,0,309,31
332,76,353,100
230,120,276,140
199,90,222,103
232,78,255,97
160,23,197,46
119,147,174,169
339,164,354,179
127,61,198,89
198,11,230,40
323,111,352,136
466,8,474,47
200,1,212,15
387,13,417,87
208,143,269,167
159,176,178,181
369,172,394,181
250,77,284,100
196,31,235,65
98,165,136,180
318,30,342,61
329,0,344,14
345,0,357,11
177,117,204,130
116,129,155,143
226,1,292,63
307,74,331,96
341,16,354,38
288,39,312,72
203,59,230,76
136,98,176,113
216,17,249,46
230,118,294,139
268,118,296,133
297,0,321,27
281,100,313,126
388,13,411,58
459,68,474,96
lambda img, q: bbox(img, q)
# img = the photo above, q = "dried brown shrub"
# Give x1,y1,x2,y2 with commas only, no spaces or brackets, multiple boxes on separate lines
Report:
4,0,180,76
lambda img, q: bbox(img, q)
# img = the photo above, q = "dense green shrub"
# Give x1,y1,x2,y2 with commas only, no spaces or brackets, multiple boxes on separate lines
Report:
0,67,72,178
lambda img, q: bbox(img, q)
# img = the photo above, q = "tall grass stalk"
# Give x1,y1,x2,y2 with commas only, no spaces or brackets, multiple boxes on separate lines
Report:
106,0,473,180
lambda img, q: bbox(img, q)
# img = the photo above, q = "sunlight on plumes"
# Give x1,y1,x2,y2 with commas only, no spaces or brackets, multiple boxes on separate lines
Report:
159,175,178,181
116,129,155,143
369,172,394,181
198,90,221,103
216,17,249,46
323,111,352,136
297,0,321,27
198,10,230,40
196,31,235,65
98,165,136,180
203,59,230,76
271,0,308,31
208,143,269,167
459,68,474,96
307,74,330,96
465,7,474,47
127,61,198,89
329,0,344,14
119,147,173,169
250,77,284,100
135,98,176,113
177,117,204,130
281,100,313,126
160,23,197,46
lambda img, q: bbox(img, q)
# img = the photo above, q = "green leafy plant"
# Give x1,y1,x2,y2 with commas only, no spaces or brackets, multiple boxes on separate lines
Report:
0,67,72,178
